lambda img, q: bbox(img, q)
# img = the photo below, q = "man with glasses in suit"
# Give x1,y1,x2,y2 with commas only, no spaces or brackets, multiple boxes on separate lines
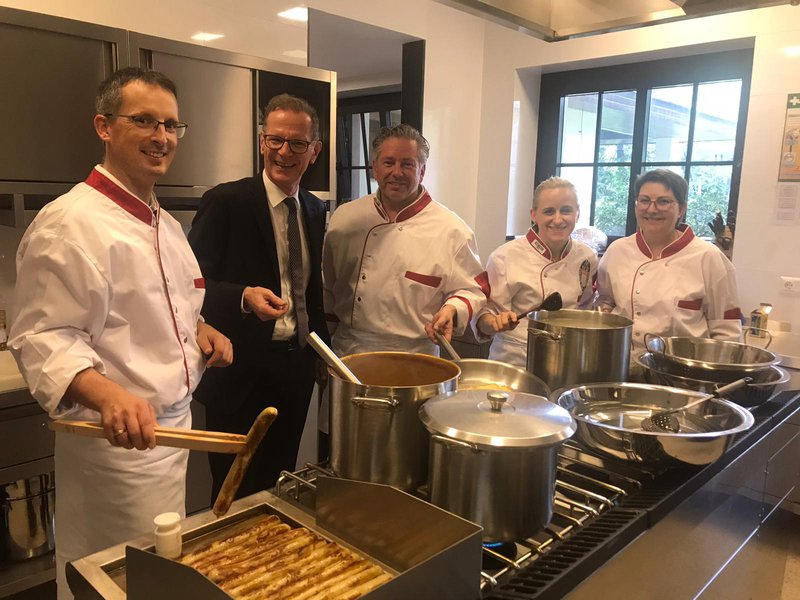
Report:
189,93,329,499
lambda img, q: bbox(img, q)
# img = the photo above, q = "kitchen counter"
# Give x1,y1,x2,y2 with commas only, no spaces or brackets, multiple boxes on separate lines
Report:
0,351,26,396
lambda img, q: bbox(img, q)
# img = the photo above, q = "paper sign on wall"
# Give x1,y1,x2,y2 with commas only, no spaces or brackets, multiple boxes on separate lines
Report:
778,92,800,182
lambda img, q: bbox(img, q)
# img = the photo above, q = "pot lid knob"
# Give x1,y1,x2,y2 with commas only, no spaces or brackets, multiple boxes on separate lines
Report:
487,391,509,412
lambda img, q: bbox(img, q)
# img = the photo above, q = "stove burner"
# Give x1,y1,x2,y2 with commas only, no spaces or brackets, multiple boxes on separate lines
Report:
482,541,518,570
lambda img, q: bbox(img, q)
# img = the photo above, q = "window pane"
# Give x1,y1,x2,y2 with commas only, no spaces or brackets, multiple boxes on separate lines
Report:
557,166,593,228
686,165,732,238
389,109,401,126
349,117,367,168
599,90,636,163
595,166,631,237
560,93,598,163
692,80,741,161
646,85,693,162
351,168,369,199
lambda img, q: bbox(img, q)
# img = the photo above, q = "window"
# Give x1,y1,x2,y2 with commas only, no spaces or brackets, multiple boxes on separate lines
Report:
535,49,753,242
336,93,401,204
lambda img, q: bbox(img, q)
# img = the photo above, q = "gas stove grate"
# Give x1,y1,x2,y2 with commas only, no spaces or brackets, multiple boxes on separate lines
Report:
275,449,657,598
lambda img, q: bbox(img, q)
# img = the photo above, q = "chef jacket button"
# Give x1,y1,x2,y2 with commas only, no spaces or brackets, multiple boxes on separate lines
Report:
636,311,641,316
361,274,366,280
357,297,362,302
183,336,188,343
635,290,641,294
639,271,645,276
635,332,641,336
544,274,548,278
398,226,403,231
372,233,377,237
174,306,178,313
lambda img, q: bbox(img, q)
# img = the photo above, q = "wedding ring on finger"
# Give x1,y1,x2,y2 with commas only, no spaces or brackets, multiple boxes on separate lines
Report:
114,428,127,437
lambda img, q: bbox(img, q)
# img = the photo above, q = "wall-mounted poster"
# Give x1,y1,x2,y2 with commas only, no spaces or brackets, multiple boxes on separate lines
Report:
779,92,800,182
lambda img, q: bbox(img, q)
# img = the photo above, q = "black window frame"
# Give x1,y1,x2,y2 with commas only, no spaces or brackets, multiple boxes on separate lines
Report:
336,92,401,203
534,48,754,243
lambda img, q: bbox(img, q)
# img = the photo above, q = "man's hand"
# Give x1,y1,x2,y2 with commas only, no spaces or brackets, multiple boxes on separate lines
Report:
244,286,289,321
196,321,233,367
477,311,519,335
65,368,157,451
425,304,458,343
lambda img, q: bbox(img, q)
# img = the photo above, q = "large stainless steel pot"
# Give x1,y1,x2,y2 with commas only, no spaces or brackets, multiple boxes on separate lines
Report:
527,309,633,390
1,473,55,561
420,389,576,542
329,352,459,492
554,383,754,465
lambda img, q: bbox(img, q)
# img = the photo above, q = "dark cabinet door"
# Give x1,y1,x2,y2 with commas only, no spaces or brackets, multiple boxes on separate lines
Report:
0,20,119,183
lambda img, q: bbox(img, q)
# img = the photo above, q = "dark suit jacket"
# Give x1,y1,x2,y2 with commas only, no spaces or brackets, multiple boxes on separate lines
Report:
188,174,329,414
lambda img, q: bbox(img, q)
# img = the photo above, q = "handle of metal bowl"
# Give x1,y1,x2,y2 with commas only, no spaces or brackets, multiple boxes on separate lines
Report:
743,327,773,349
644,333,666,355
351,396,399,410
528,327,562,342
431,434,481,452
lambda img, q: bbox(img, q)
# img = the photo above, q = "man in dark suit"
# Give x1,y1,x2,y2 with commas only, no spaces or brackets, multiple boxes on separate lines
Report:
188,93,328,499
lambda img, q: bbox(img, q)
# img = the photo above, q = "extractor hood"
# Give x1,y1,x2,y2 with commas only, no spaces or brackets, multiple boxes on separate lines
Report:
437,0,795,41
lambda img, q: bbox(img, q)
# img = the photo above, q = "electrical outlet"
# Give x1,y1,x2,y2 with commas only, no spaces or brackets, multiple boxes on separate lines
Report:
781,276,800,295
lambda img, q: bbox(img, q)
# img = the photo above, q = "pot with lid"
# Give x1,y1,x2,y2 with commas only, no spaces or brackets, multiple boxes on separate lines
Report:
420,390,576,542
329,352,460,492
527,309,633,390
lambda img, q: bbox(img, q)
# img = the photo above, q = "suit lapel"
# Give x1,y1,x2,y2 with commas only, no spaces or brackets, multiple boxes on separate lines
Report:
252,174,281,284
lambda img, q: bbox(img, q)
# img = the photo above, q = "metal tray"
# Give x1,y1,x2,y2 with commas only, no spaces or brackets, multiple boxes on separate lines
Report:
67,477,482,600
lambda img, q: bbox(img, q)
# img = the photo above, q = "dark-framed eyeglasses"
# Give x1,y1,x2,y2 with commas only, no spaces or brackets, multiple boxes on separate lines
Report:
262,134,316,154
104,113,188,138
635,196,677,210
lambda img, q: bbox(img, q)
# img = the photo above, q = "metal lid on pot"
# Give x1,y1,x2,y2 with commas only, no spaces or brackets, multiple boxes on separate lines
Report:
420,390,576,448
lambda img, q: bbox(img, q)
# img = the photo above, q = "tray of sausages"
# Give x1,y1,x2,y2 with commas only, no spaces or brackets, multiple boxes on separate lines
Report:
179,513,392,599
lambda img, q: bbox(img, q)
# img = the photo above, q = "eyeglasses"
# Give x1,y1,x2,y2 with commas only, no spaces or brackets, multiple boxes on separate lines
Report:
104,114,188,138
262,134,315,154
635,196,677,210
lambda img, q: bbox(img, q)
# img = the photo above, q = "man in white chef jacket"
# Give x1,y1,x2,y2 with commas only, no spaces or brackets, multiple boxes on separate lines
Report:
8,67,232,600
323,123,488,356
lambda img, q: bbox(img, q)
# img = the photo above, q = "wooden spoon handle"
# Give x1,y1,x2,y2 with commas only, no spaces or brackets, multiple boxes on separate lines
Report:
48,420,246,454
212,406,278,517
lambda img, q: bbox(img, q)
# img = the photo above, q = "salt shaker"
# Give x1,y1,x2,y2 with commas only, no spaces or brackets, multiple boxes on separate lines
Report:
153,512,182,559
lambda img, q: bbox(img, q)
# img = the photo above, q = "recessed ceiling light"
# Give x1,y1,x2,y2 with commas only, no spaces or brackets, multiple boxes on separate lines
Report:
277,7,308,22
191,32,224,42
784,46,800,57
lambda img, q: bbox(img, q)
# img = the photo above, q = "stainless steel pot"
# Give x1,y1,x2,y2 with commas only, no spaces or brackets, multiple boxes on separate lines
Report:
636,352,789,407
420,389,576,542
554,383,754,465
527,309,633,390
1,473,55,561
329,352,460,492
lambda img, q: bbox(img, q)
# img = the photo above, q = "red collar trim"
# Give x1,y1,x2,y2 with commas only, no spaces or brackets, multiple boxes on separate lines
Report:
525,228,571,260
375,188,433,223
85,169,153,225
635,224,694,259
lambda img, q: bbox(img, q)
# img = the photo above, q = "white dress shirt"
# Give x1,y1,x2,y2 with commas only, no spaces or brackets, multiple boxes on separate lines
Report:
262,171,310,340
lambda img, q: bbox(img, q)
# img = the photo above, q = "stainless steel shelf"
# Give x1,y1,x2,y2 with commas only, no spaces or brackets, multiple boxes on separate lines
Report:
0,552,55,598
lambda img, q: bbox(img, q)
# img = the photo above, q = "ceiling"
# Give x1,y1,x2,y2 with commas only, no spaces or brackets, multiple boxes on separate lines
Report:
437,0,795,41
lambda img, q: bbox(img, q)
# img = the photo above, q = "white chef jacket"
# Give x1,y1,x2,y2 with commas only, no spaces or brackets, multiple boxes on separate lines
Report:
322,187,488,356
474,229,598,367
9,166,205,599
596,225,742,354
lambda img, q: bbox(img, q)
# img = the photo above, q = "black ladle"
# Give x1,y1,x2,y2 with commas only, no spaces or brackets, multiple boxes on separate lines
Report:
516,291,562,321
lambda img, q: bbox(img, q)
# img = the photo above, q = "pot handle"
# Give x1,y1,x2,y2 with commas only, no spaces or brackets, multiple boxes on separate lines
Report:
431,434,480,452
743,327,773,349
644,333,666,355
351,396,399,410
528,327,561,342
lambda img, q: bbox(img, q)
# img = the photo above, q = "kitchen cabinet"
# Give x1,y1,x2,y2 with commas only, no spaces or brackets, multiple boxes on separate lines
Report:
0,6,336,227
0,9,123,185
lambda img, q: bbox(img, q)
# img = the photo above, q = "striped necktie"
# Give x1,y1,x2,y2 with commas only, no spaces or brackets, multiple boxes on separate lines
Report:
284,197,309,347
